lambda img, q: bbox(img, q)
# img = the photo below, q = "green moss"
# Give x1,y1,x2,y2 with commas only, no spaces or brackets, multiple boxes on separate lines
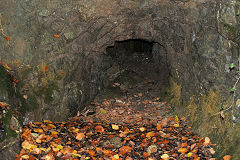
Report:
1,110,17,142
34,81,59,104
223,22,239,39
162,77,181,107
0,65,15,99
184,89,240,159
18,65,33,80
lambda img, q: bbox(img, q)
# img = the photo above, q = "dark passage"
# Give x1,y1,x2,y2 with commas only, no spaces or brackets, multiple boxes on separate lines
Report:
95,39,170,102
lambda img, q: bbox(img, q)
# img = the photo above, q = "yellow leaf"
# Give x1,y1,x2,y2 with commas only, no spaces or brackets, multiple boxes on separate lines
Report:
187,152,193,157
3,64,11,71
112,124,119,130
113,154,120,159
57,145,63,150
72,153,82,157
139,127,146,132
36,138,41,143
48,124,56,128
175,115,179,124
44,120,52,123
72,128,79,132
161,153,169,159
173,123,179,127
52,147,60,152
73,150,77,154
21,155,29,159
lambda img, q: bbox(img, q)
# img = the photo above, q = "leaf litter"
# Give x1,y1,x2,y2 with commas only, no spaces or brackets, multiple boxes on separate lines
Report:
17,80,231,159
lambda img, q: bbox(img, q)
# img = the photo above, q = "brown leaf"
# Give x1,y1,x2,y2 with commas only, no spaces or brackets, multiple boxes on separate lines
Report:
95,125,104,132
119,146,133,155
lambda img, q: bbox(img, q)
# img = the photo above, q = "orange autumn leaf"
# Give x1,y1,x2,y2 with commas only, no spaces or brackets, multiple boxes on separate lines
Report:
51,131,58,135
12,78,18,83
91,140,98,146
66,141,71,145
223,155,231,160
0,102,9,107
103,149,112,156
45,66,49,72
95,125,104,132
157,140,169,145
119,146,133,155
125,156,133,160
146,132,155,138
143,152,150,158
33,128,44,133
96,147,102,152
53,34,60,38
169,117,174,121
157,123,162,130
87,150,96,156
5,36,10,41
181,143,188,147
76,132,85,140
178,148,188,154
182,136,188,141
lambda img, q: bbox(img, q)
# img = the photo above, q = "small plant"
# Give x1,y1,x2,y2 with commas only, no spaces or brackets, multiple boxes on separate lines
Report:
212,60,240,120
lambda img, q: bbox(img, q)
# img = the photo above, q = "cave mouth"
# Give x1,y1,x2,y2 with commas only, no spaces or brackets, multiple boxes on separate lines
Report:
95,39,171,101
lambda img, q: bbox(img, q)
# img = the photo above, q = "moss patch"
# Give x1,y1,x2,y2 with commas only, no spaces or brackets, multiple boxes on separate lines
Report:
162,77,181,107
1,110,17,142
0,65,15,99
184,89,240,159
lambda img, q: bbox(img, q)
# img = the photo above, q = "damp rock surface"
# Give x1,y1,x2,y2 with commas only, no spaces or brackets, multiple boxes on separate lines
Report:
0,0,240,159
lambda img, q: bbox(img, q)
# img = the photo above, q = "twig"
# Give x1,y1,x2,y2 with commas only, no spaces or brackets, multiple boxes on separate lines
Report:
211,75,240,117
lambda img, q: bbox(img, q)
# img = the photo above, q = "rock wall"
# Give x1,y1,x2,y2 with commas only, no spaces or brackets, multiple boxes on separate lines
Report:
1,0,240,158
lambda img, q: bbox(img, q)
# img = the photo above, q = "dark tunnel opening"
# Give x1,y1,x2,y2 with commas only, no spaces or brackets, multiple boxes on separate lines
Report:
95,39,171,102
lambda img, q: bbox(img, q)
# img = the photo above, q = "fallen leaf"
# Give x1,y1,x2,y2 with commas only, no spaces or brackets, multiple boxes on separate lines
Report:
5,36,10,41
223,155,231,160
76,133,85,140
112,124,119,130
208,148,215,154
203,137,210,146
146,132,155,138
139,127,146,132
87,150,95,156
147,145,157,154
161,153,169,159
21,155,29,159
119,146,133,155
95,125,104,132
157,123,162,130
53,34,60,38
178,148,188,154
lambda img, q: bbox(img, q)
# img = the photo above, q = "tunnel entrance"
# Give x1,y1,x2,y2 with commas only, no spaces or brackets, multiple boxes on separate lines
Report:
95,39,171,102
